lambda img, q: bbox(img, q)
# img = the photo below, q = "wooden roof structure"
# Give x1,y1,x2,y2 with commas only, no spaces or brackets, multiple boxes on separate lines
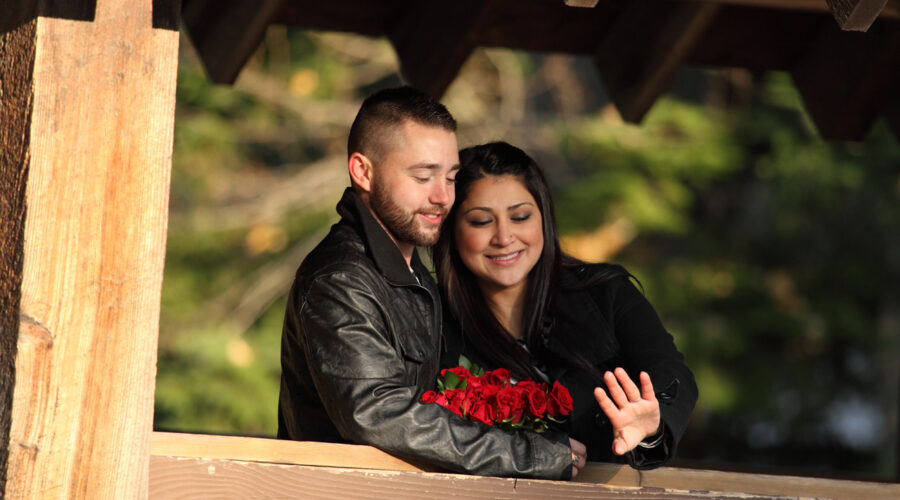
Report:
182,0,900,141
2,0,900,498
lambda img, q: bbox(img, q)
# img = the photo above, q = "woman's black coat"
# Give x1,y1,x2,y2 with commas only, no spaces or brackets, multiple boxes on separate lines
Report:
441,264,698,469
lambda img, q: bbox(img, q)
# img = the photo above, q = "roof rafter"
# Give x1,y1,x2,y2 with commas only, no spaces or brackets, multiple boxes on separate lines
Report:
182,0,284,84
791,20,900,140
388,0,495,98
595,0,722,123
825,0,889,31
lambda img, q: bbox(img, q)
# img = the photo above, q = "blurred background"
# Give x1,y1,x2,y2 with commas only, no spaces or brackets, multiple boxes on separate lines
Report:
155,27,900,481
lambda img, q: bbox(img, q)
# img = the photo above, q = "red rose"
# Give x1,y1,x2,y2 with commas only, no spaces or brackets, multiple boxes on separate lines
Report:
441,366,470,379
484,368,511,387
465,375,485,390
444,389,468,417
494,386,525,425
548,381,574,417
478,384,500,403
469,400,494,425
524,383,548,419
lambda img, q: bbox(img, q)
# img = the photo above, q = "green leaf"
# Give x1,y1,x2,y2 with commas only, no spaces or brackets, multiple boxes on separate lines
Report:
444,371,461,390
458,354,472,371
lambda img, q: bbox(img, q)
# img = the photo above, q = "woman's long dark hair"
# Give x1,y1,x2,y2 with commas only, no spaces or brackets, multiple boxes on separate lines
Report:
434,142,628,380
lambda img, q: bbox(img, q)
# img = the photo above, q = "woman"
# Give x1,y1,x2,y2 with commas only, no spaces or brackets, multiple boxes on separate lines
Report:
434,142,697,469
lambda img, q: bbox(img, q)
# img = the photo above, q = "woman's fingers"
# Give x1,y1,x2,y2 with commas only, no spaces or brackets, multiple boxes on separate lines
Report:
593,386,619,417
614,367,642,402
603,370,630,408
639,371,657,401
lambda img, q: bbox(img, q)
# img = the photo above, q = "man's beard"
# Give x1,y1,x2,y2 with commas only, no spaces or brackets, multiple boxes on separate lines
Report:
370,178,446,247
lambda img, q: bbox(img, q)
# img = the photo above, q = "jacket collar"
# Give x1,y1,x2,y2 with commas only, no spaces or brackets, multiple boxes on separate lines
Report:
336,187,422,286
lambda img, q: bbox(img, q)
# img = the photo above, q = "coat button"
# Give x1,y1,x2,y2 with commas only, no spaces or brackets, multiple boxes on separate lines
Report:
594,411,609,427
657,378,680,404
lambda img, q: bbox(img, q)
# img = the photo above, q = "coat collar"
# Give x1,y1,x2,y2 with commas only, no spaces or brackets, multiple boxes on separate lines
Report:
336,187,422,286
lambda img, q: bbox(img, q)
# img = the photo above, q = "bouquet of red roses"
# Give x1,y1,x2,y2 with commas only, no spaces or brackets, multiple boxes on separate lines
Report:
420,355,573,433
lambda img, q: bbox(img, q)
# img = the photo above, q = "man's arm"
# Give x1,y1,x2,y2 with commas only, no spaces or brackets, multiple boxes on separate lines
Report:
294,268,573,479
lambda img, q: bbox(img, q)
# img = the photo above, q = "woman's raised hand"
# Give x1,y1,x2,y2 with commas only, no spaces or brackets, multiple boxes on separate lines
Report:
593,367,662,456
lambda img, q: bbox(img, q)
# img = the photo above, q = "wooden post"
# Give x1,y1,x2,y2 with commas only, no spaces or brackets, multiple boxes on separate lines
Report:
0,17,36,497
1,0,179,497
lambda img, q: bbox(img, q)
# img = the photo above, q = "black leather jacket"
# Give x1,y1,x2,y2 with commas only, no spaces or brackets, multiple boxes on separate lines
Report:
277,188,573,478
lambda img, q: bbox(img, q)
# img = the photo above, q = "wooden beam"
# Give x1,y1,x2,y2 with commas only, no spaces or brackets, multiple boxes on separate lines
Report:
825,0,889,31
0,0,96,34
688,6,824,71
150,456,704,500
150,432,439,473
275,0,402,37
181,0,283,84
791,19,900,140
564,0,600,7
688,0,900,20
886,93,900,139
388,0,493,98
595,0,722,123
2,0,179,496
150,432,900,499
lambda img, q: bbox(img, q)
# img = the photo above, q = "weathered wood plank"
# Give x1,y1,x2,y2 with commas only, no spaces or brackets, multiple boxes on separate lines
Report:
3,0,179,497
825,0,889,31
182,0,283,84
595,0,721,123
641,466,900,500
0,18,37,496
150,432,900,499
149,456,765,499
791,20,900,140
564,0,600,8
150,432,438,473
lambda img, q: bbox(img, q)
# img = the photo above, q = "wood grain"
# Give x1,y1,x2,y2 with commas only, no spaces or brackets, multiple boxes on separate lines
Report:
149,456,754,500
151,432,438,473
151,433,900,499
4,0,179,497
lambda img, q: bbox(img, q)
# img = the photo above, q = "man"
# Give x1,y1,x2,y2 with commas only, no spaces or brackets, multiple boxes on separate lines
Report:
277,86,584,478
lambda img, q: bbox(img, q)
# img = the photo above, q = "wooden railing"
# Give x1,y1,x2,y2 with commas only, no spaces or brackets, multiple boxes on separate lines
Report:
149,432,900,499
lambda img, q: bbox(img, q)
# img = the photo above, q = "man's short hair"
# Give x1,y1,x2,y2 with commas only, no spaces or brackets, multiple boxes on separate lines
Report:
347,86,457,162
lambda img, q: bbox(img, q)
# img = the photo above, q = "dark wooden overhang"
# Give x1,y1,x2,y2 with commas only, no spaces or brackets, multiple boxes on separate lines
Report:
181,0,900,141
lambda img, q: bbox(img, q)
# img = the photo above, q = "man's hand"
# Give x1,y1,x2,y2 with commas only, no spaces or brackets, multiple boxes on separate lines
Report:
568,437,587,478
593,368,661,455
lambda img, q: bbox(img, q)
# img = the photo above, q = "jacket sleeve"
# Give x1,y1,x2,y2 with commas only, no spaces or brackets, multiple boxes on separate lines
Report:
607,277,698,469
294,268,574,479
